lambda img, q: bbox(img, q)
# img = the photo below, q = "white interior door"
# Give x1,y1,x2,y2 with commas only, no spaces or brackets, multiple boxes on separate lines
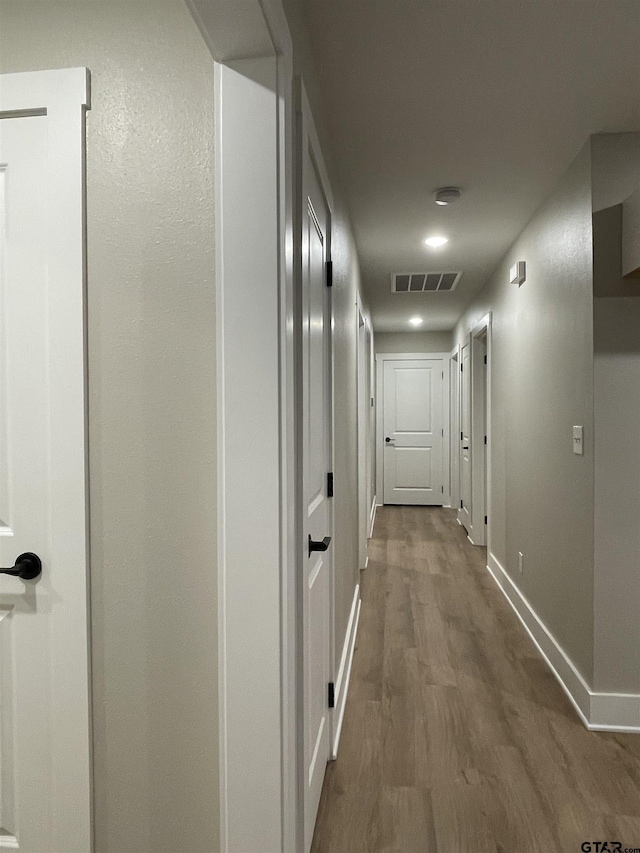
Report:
449,352,460,512
459,342,472,531
357,312,367,568
383,359,444,505
0,70,90,852
302,149,332,852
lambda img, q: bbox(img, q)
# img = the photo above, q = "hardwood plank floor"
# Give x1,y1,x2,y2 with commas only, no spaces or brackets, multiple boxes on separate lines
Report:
311,506,640,853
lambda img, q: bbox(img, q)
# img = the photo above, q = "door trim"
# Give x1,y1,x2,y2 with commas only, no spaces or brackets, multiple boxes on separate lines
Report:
375,352,451,507
0,67,92,850
205,1,297,850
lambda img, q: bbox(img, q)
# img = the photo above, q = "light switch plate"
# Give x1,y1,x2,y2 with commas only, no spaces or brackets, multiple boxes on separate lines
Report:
573,425,584,455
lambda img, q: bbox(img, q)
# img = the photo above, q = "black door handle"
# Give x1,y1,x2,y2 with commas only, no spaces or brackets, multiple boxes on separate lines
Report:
308,535,331,556
463,446,469,450
0,552,42,580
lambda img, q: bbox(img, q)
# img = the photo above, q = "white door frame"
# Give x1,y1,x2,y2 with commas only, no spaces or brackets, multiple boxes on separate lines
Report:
449,344,461,514
195,1,299,850
0,67,92,850
375,352,451,507
470,314,492,548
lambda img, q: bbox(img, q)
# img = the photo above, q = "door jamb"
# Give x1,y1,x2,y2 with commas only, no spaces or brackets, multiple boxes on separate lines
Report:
375,352,451,507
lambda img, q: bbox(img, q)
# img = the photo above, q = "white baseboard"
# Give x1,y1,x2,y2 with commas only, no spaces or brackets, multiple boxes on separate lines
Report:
331,584,361,758
487,552,640,733
368,498,377,539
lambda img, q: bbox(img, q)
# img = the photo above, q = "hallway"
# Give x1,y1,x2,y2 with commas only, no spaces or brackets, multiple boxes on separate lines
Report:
312,507,640,853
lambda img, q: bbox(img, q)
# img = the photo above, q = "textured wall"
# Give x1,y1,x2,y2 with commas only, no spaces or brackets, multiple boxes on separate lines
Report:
0,5,219,852
375,330,452,353
454,142,595,683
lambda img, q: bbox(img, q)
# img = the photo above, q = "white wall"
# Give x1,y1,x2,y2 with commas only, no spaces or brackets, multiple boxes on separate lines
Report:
593,298,640,692
375,330,453,353
0,5,219,852
454,141,595,683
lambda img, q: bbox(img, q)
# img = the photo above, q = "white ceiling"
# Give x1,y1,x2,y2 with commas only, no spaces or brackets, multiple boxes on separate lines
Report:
302,0,640,332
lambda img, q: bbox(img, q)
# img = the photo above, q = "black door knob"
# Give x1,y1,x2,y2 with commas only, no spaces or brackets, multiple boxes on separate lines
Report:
385,437,392,443
308,535,331,556
0,552,42,580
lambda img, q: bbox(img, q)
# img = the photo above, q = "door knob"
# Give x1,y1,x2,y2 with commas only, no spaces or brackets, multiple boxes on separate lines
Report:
385,437,393,443
0,552,42,580
308,535,331,556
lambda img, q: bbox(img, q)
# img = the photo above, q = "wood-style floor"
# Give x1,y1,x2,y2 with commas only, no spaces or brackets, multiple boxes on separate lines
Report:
311,506,640,853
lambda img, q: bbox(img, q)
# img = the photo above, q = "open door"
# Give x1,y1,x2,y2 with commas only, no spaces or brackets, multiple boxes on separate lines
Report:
0,69,91,852
299,92,334,853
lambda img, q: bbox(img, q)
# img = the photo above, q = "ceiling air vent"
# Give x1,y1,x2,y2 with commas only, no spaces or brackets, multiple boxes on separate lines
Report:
391,271,463,293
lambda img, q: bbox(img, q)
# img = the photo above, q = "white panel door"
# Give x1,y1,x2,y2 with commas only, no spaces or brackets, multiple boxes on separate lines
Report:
302,153,332,852
383,359,444,505
0,71,90,852
459,342,472,531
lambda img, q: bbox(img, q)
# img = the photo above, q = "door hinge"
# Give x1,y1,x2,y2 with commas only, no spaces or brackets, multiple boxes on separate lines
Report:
460,363,463,372
371,397,374,407
328,682,335,709
460,431,463,441
441,428,444,437
441,486,444,494
327,472,334,498
484,515,488,525
326,260,333,288
460,499,463,509
484,435,487,445
484,354,487,365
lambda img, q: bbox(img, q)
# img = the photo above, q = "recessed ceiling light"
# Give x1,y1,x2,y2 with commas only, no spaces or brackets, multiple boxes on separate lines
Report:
409,316,423,326
434,187,462,206
424,236,448,248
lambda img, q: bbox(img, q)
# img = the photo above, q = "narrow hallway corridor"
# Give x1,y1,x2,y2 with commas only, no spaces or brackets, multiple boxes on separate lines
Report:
312,507,640,853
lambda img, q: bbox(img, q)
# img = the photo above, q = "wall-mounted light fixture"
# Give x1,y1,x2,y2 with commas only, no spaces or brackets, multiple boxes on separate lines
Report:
510,261,526,286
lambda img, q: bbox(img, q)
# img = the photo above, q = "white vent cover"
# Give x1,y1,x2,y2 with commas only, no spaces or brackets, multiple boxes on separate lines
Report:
391,271,463,293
